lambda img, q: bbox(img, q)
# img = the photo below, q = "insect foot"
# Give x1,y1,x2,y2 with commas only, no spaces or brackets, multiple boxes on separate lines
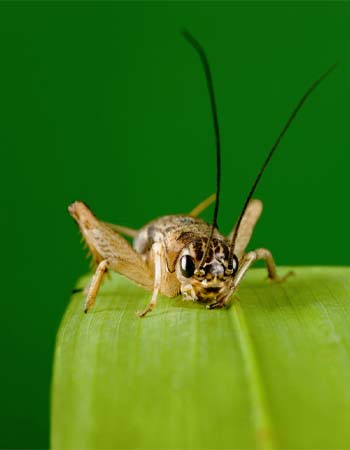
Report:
268,270,295,283
136,308,152,318
207,301,226,310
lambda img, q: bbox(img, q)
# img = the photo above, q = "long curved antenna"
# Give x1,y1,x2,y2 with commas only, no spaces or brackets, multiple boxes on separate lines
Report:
182,29,221,272
228,62,338,269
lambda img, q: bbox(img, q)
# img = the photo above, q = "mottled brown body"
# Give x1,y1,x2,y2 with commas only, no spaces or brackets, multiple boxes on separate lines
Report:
69,196,290,316
134,214,230,300
67,30,333,317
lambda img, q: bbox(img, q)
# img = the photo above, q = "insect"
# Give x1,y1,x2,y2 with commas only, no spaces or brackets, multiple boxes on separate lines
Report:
69,31,336,317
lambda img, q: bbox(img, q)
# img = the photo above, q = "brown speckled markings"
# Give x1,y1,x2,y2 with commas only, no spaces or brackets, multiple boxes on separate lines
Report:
67,32,334,317
69,195,291,317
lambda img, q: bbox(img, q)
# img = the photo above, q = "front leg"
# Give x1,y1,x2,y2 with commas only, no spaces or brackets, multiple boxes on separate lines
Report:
208,248,293,309
233,248,290,288
137,243,163,318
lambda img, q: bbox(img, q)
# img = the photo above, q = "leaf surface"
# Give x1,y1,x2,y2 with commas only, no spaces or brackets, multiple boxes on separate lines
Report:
51,267,350,449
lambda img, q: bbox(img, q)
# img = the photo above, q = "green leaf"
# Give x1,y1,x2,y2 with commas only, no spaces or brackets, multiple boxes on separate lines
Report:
51,267,350,449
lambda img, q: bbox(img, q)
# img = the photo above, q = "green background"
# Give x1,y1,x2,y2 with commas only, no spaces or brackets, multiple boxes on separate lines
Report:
0,2,349,448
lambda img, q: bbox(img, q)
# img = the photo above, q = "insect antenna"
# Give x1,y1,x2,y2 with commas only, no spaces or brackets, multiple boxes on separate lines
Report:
228,62,338,271
182,30,221,273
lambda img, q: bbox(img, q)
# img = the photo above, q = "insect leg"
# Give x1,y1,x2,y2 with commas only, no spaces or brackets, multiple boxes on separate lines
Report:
189,193,216,217
227,199,263,259
69,202,155,312
137,243,163,318
208,248,293,309
234,248,280,288
103,222,138,238
84,260,109,313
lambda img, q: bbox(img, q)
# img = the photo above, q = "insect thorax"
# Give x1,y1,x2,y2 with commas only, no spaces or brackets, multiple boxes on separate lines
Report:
133,215,235,303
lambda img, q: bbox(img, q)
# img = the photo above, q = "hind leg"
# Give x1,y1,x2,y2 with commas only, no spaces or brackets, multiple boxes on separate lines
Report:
84,260,109,313
189,193,216,217
69,201,154,312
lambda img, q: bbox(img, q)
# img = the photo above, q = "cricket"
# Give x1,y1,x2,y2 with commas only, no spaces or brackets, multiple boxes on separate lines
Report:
69,30,336,317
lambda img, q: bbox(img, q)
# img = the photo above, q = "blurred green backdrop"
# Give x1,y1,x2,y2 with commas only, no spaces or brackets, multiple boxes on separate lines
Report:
1,2,350,448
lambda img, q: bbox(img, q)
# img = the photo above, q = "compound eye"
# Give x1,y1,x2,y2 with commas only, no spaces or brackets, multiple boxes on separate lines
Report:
231,254,239,273
180,255,195,278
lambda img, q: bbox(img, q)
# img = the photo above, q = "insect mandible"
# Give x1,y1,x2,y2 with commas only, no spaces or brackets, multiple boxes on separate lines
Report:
69,30,337,317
